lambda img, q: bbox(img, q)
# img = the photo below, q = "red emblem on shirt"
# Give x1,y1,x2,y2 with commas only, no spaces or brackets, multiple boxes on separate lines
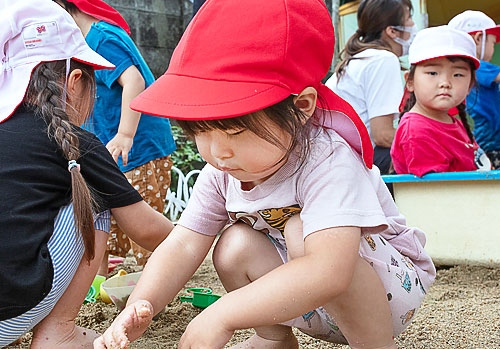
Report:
36,25,46,34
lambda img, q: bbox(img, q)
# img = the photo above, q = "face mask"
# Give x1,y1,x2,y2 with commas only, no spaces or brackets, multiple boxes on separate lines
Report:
391,23,418,56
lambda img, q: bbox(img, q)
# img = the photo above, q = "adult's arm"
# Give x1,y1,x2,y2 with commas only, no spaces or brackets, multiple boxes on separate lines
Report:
370,114,396,148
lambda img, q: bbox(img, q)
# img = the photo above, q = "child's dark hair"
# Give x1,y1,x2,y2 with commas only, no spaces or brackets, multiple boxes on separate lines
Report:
23,59,98,262
54,0,80,14
336,0,412,79
400,56,477,143
177,95,325,167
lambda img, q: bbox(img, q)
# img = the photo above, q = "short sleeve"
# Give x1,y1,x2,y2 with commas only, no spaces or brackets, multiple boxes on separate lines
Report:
400,135,449,177
298,140,388,239
76,129,142,210
476,61,500,87
363,53,404,119
94,37,138,88
177,165,229,235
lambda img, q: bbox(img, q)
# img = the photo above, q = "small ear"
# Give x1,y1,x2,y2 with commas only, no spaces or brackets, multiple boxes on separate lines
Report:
66,69,83,96
404,71,415,92
384,26,398,40
293,87,317,118
472,32,482,45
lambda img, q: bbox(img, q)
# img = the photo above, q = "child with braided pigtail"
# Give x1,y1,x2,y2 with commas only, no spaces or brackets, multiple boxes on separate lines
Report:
0,2,173,347
27,60,99,261
391,26,492,177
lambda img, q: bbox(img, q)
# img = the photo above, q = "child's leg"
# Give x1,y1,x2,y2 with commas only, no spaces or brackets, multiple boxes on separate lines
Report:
213,223,299,349
97,249,109,277
321,256,396,349
121,156,173,266
30,228,108,348
284,218,422,348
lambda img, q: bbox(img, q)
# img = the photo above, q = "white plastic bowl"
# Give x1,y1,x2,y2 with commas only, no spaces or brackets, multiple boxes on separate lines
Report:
100,271,141,310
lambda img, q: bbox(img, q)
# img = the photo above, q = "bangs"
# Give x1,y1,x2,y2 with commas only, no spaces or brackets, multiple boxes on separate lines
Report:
177,112,261,137
176,96,306,151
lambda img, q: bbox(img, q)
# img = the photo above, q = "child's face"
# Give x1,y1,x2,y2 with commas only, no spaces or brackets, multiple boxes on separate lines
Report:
408,57,472,118
194,117,291,188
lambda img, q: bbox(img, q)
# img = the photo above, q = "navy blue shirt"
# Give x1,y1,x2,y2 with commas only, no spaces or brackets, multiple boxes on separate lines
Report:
85,21,176,172
466,60,500,152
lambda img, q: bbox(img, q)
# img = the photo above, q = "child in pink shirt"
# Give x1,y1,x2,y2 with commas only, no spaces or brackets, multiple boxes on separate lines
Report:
95,1,435,348
392,25,491,177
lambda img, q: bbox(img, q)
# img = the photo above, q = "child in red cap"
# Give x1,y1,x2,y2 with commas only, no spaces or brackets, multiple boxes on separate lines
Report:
95,0,435,348
55,0,177,274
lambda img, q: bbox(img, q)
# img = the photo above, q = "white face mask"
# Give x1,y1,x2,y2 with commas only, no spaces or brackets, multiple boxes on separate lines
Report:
391,24,418,56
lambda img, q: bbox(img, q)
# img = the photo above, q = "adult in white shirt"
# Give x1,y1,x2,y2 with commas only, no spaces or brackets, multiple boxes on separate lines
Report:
326,0,417,174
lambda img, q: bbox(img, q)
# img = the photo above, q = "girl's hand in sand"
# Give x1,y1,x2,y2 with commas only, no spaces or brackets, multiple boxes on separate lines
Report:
178,305,233,349
93,300,154,348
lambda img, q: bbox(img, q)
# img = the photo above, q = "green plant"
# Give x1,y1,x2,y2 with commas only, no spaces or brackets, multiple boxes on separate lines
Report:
169,125,205,194
171,125,204,172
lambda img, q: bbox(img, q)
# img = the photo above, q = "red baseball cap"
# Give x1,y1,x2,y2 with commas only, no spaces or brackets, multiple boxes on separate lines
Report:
67,0,131,35
131,0,373,168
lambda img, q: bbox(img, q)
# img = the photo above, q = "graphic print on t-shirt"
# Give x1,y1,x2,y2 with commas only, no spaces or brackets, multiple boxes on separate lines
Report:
258,205,301,237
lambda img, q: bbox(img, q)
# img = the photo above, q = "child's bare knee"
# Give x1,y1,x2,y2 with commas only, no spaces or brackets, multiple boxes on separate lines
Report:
213,223,255,272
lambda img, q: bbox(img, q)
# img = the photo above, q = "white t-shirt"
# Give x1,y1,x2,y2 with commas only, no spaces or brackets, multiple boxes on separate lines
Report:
178,122,435,291
326,49,404,143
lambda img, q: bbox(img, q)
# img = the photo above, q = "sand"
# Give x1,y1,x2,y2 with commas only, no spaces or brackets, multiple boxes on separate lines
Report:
10,253,500,348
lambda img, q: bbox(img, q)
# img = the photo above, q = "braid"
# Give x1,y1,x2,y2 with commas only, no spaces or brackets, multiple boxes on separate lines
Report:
399,91,416,120
25,60,97,262
456,102,475,144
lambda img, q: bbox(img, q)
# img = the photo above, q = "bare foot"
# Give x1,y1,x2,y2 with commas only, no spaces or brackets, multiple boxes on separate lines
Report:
31,324,100,349
230,333,299,349
7,334,26,346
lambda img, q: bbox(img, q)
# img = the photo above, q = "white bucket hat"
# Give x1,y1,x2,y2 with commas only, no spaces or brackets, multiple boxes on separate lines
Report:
0,0,114,123
448,10,500,60
408,25,480,69
448,10,500,42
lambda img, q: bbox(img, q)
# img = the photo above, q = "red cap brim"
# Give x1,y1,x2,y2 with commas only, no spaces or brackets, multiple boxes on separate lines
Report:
130,73,290,120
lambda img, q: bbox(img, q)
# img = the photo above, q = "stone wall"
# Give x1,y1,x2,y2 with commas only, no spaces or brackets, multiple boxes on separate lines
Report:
106,0,193,78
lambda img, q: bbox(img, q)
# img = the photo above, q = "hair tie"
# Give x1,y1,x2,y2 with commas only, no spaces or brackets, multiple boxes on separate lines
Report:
68,160,81,172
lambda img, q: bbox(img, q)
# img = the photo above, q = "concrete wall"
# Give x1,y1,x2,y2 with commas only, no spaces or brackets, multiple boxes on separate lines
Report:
106,0,193,78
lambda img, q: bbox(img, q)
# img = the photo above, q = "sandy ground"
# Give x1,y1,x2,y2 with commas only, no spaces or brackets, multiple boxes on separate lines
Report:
11,252,500,348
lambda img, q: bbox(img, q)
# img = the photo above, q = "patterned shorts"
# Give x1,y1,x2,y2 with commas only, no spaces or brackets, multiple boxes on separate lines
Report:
280,234,428,343
107,156,172,265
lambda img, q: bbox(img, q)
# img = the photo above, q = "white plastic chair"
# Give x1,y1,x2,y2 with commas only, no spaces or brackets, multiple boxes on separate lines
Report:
164,166,201,222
